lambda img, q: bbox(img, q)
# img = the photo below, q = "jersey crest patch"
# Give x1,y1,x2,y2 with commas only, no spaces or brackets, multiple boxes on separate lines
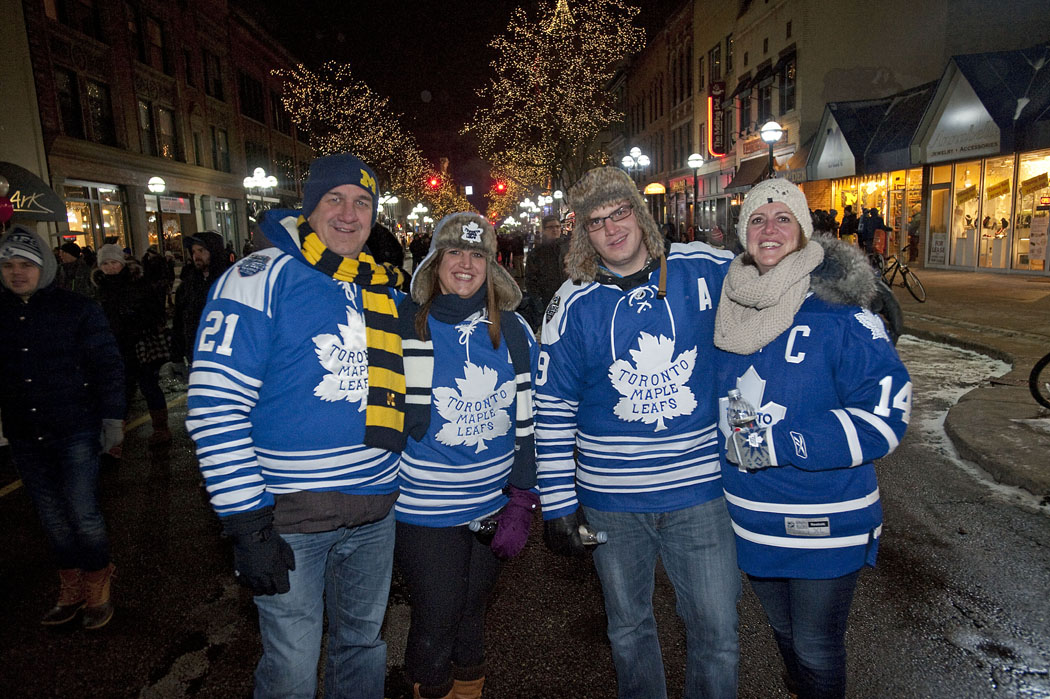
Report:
854,309,889,341
238,253,271,277
433,362,515,452
312,309,369,407
609,332,697,431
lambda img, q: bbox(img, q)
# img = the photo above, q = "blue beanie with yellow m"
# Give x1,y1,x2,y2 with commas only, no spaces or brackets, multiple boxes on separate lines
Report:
301,153,380,226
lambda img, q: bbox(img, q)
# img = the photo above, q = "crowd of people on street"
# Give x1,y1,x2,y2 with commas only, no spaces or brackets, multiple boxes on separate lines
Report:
1,148,911,699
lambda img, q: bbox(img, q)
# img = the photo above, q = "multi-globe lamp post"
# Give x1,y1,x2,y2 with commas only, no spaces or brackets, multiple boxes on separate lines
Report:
621,147,650,181
759,121,783,179
687,152,704,232
377,192,399,227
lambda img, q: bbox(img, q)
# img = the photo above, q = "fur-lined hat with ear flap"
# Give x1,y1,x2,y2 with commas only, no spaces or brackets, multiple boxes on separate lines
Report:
564,167,665,282
410,211,522,310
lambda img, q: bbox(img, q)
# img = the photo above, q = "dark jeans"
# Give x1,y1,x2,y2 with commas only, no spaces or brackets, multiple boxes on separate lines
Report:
12,430,110,571
748,571,861,699
394,521,502,688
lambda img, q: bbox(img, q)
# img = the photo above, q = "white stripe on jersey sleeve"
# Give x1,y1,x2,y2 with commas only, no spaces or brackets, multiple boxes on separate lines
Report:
831,408,863,466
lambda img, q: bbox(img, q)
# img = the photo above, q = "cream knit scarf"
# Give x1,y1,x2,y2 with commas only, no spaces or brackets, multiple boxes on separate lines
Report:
714,243,825,355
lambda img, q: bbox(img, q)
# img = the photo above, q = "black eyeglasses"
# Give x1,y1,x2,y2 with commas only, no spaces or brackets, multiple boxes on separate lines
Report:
584,204,634,233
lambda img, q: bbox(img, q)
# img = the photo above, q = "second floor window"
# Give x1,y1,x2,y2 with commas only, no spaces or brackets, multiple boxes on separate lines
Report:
779,55,797,114
203,50,224,100
211,126,230,172
709,44,722,84
238,72,265,123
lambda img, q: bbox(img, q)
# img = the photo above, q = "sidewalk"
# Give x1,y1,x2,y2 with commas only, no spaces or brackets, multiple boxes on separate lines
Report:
892,268,1050,499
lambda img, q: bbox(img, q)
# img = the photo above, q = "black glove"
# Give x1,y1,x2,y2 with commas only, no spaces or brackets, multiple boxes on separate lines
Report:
222,507,296,596
543,509,588,557
869,278,903,345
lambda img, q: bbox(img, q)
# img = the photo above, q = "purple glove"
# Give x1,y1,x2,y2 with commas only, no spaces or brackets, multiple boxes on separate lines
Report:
490,486,540,559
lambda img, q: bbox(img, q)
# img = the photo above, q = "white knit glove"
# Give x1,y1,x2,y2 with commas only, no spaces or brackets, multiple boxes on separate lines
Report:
727,427,772,472
100,419,124,455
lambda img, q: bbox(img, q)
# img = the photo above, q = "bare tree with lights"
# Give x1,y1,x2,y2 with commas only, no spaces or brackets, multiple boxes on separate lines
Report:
273,61,430,202
464,0,645,201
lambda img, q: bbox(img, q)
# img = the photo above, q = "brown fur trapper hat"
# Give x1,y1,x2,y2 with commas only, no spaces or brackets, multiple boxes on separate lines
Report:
565,167,664,282
410,212,522,310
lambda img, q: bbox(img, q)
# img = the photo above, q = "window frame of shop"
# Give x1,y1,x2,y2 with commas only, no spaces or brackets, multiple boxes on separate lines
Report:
927,152,1050,274
63,181,130,252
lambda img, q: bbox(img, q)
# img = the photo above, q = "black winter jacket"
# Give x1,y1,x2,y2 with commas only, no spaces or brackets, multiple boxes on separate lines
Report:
0,285,125,442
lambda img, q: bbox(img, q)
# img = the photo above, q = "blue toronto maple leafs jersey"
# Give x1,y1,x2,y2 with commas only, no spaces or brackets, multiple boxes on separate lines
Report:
536,242,734,519
715,295,911,579
186,211,404,517
397,311,539,527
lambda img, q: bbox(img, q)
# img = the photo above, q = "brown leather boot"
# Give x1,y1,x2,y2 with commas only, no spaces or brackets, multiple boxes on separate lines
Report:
147,408,172,446
412,681,455,699
81,563,115,630
452,664,485,699
40,569,85,625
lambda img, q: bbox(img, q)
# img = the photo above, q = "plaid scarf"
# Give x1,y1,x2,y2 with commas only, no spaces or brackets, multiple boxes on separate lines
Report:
297,216,408,452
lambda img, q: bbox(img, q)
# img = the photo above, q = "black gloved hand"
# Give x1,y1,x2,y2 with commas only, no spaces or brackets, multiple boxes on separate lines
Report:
222,507,296,596
869,278,903,345
543,509,588,557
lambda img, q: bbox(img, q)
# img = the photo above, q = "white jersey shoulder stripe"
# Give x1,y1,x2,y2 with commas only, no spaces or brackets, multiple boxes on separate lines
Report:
211,248,293,316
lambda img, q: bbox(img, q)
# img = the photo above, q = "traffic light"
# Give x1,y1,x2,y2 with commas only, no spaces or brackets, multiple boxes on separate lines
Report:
428,176,441,190
494,181,507,194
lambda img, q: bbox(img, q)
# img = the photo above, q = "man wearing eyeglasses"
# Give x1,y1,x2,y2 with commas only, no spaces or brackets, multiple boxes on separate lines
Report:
524,215,569,318
535,167,739,698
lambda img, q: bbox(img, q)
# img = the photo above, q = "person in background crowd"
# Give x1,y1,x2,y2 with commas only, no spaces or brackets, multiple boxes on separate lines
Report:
537,167,740,698
171,231,230,367
524,215,569,321
224,241,237,265
57,242,94,297
0,226,125,630
368,222,408,289
395,212,539,699
92,244,171,447
141,245,170,311
410,232,430,273
839,205,859,244
185,153,407,698
713,178,910,699
857,207,886,254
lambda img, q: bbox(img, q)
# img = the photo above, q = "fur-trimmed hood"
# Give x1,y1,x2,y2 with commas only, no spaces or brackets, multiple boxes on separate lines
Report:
91,257,144,287
808,235,877,308
564,167,665,282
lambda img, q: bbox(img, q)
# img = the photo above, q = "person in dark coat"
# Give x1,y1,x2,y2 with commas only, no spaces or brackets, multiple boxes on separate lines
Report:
171,231,230,366
0,226,125,630
409,232,429,273
839,205,859,242
524,215,569,322
57,242,94,297
368,223,408,289
93,244,171,446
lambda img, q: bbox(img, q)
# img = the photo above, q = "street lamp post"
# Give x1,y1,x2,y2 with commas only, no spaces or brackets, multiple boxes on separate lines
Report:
243,167,279,223
621,147,650,182
759,121,783,179
686,153,704,233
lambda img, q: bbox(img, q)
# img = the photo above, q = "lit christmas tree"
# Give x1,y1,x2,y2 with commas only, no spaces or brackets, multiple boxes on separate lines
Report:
464,0,645,200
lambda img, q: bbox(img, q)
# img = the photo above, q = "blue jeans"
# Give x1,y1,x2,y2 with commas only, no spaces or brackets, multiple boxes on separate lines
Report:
748,571,861,699
12,430,110,571
584,498,740,699
252,509,395,699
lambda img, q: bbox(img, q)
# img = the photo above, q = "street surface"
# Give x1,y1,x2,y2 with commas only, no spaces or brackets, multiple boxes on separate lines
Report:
1,337,1048,698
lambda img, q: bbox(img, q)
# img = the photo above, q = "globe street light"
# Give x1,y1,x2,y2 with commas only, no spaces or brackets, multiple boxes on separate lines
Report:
147,176,166,194
621,147,651,180
759,121,783,179
686,153,704,231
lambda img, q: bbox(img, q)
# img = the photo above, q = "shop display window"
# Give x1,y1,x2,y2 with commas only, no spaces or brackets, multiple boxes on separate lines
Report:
978,156,1013,269
63,183,128,252
950,161,981,267
1014,149,1050,272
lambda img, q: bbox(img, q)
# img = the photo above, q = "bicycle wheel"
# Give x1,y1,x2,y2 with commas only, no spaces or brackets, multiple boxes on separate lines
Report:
902,267,926,302
1031,353,1050,409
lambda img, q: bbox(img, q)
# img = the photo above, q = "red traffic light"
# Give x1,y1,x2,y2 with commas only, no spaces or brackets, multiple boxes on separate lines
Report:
428,176,441,189
494,181,507,194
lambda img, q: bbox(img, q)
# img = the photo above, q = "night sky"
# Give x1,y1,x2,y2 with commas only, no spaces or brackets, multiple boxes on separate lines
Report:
254,0,685,194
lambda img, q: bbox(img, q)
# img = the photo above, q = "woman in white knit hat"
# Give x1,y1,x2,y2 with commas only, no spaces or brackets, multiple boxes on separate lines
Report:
713,178,911,698
395,212,539,699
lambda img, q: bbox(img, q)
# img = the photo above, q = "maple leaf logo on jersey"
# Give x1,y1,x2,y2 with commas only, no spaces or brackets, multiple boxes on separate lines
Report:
854,309,890,341
433,362,515,452
609,332,697,431
312,309,369,407
717,366,788,442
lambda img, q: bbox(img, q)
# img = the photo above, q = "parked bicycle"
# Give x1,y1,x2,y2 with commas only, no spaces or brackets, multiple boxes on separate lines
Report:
1031,351,1050,409
874,244,927,302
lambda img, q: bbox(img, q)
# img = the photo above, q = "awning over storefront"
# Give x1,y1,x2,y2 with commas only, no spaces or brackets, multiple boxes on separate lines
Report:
752,62,774,87
865,81,938,173
725,157,771,193
725,74,752,106
0,161,66,222
772,47,796,75
781,137,812,184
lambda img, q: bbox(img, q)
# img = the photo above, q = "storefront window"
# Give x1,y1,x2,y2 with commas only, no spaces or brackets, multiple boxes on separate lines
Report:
978,155,1014,269
64,183,128,252
1015,148,1050,272
950,160,981,267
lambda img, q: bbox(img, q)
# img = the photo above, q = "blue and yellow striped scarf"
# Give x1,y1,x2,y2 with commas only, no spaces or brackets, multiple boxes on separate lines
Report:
297,216,408,452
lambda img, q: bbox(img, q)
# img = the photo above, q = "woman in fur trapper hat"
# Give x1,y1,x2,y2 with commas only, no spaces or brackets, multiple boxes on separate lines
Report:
397,211,539,699
564,166,666,283
712,177,910,699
